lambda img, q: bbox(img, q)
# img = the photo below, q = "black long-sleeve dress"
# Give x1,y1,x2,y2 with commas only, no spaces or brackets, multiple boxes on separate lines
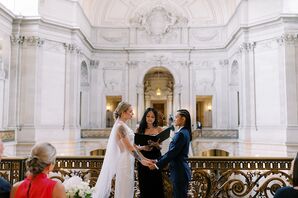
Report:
137,147,164,198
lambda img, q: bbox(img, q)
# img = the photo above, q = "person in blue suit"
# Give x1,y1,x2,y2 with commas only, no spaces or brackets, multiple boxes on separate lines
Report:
149,109,192,198
274,152,298,198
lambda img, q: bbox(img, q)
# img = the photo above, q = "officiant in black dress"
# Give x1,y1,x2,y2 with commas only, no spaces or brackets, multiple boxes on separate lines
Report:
136,107,164,198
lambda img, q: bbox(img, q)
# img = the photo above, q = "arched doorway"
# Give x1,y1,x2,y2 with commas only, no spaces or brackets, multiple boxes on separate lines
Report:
143,67,174,126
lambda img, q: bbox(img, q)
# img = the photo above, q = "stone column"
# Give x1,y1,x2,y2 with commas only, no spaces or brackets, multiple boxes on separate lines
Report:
166,95,173,119
136,83,144,123
145,95,151,109
89,60,99,128
63,43,82,144
173,84,182,112
0,64,5,128
8,34,23,129
237,42,257,156
239,42,257,131
277,33,298,156
9,35,44,155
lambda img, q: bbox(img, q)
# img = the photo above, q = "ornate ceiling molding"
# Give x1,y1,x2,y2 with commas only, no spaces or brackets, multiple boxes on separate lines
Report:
130,6,188,43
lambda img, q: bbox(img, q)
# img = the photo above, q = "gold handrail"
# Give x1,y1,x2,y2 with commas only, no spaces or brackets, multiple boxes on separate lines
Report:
0,156,293,197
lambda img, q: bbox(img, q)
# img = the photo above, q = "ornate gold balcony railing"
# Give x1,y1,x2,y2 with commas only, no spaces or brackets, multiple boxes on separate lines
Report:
0,156,293,197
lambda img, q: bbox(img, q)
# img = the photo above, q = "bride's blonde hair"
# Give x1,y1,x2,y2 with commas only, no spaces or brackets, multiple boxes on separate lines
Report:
113,101,131,120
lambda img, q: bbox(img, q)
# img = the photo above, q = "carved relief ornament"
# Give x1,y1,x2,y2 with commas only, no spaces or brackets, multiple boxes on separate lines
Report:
130,6,188,42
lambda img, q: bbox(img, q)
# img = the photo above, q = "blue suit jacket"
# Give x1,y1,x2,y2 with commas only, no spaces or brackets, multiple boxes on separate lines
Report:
156,127,191,183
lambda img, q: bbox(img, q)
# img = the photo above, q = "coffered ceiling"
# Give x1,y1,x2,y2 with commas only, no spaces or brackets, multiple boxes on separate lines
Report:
79,0,241,27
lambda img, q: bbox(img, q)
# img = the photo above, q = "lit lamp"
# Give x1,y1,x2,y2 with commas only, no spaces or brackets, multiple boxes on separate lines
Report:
156,88,161,96
207,104,212,111
106,104,111,111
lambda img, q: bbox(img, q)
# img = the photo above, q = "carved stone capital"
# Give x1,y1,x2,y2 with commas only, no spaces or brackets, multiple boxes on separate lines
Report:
10,35,44,47
10,35,23,45
219,59,229,66
90,60,99,69
136,84,144,94
277,33,298,46
127,60,139,69
174,84,182,94
239,42,256,53
25,36,44,47
64,43,81,54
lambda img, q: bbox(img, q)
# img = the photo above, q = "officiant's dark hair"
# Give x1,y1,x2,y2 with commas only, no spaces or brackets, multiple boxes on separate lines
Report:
138,107,158,134
177,109,192,141
293,152,298,186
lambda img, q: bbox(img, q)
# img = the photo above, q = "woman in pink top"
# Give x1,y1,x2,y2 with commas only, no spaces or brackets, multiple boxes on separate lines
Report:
10,142,65,198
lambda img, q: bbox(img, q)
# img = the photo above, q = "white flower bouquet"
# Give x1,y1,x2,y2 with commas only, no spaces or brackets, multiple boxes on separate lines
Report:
63,175,94,198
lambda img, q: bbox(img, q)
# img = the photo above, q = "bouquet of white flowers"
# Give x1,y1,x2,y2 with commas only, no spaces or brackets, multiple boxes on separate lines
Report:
63,175,94,198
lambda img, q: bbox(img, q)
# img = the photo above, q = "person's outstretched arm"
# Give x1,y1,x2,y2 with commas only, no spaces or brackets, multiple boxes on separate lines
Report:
117,125,153,167
149,131,187,170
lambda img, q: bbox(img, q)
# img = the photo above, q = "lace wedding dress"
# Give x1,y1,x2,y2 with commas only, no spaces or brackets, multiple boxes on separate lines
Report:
92,119,135,198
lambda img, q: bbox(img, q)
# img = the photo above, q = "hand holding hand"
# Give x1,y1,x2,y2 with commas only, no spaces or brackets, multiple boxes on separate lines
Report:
141,158,154,167
148,161,157,170
148,139,162,150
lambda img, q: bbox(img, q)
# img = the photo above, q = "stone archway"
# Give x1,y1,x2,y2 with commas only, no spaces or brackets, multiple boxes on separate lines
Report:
143,67,174,126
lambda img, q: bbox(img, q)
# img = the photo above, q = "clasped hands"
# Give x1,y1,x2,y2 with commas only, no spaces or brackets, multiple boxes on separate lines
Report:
140,158,158,170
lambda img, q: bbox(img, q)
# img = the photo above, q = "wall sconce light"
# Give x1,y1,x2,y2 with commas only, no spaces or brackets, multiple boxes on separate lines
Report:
106,104,111,111
156,88,161,96
207,104,212,111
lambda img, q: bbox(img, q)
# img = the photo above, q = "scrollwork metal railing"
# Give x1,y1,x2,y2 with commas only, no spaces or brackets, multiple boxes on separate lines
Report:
0,156,293,197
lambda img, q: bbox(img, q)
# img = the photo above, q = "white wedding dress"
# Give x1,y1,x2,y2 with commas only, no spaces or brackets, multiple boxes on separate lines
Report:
92,119,135,198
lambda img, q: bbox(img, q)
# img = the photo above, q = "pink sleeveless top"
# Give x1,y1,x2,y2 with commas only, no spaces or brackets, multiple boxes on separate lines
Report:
15,173,57,198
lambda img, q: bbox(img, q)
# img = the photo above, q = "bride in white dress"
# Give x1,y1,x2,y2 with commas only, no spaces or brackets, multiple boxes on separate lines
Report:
92,102,153,198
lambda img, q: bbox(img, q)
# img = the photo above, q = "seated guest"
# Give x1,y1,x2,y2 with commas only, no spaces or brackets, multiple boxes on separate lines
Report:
0,139,11,198
274,153,298,198
10,142,66,198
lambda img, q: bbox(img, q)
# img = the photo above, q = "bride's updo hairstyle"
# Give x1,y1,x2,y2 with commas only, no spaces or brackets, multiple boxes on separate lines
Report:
113,101,131,120
26,142,57,176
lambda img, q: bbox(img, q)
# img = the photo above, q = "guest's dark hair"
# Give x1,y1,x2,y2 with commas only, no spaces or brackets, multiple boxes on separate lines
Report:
177,109,192,141
293,152,298,186
137,108,158,134
26,142,56,176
